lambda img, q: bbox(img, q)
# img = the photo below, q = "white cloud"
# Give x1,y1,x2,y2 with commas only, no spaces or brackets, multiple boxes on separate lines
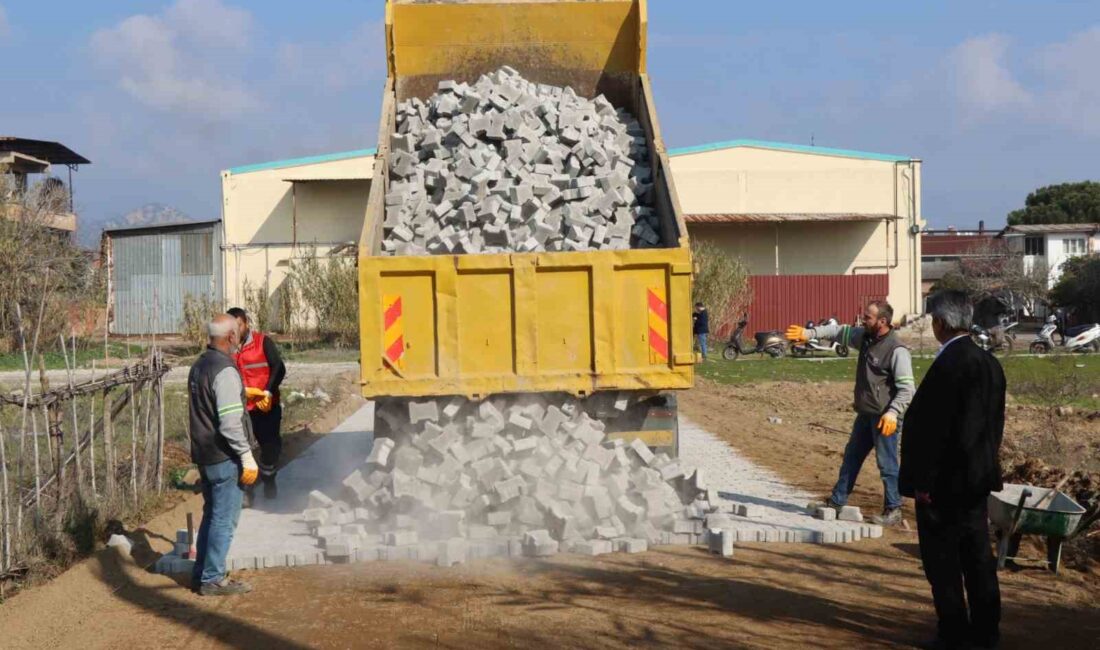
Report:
0,5,10,41
949,34,1031,114
1033,26,1100,135
90,0,256,120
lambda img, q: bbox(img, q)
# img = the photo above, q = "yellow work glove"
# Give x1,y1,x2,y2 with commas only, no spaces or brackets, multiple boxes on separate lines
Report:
785,325,808,342
244,387,266,399
256,392,273,413
240,450,259,486
877,412,898,437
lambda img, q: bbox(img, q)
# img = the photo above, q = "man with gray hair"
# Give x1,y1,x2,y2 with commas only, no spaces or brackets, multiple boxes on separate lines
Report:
786,299,915,526
901,289,1004,649
188,313,259,596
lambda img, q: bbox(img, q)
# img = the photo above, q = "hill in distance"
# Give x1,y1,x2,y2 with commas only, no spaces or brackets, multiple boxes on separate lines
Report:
77,203,194,248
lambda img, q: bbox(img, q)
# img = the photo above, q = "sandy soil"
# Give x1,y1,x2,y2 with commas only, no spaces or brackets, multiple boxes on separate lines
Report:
1,380,1097,649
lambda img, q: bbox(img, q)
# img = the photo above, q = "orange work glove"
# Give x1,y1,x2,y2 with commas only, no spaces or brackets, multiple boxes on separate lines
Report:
239,450,259,486
256,392,273,413
785,325,808,342
877,412,898,437
244,386,266,400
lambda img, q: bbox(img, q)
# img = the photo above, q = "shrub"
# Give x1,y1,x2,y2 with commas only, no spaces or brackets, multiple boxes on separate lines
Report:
287,246,358,347
691,240,752,339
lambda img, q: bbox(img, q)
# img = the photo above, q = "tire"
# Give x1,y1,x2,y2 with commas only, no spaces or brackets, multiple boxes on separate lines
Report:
835,344,849,358
766,345,785,358
792,345,807,357
996,337,1013,356
722,345,739,361
1029,341,1050,355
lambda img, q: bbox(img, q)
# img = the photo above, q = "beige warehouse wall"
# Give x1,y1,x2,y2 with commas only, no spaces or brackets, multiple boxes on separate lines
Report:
674,146,923,317
221,155,372,308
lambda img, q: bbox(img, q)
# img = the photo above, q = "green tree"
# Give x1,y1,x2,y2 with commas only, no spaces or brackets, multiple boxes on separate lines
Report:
1050,255,1100,322
1007,181,1100,225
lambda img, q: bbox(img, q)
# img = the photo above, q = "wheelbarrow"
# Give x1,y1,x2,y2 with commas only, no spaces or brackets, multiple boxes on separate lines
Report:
988,483,1100,574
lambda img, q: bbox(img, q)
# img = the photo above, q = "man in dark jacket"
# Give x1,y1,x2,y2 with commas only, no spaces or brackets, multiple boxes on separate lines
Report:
693,302,710,359
900,289,1005,649
188,314,258,596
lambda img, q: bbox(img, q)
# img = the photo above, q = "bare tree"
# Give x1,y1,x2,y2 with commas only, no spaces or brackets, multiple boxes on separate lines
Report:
935,238,1049,315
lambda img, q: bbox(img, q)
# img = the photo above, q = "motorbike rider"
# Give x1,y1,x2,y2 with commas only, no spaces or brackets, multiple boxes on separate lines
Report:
785,300,916,526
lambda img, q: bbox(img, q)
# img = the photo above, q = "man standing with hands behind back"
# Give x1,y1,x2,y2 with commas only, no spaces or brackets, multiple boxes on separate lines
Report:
227,307,287,506
901,290,1005,649
785,300,915,526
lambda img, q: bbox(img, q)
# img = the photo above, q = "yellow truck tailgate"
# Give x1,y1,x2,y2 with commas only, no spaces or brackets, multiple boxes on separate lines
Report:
360,0,693,399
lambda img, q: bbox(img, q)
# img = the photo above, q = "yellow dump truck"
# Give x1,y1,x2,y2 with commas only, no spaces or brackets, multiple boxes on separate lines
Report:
359,0,693,454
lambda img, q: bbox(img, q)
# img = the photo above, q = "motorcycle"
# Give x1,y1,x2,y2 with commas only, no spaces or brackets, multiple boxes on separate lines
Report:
790,317,849,358
722,315,787,361
1032,320,1100,354
1029,316,1059,354
970,320,1016,355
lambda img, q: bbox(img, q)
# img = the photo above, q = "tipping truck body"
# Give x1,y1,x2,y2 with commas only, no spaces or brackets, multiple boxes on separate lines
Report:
359,0,692,454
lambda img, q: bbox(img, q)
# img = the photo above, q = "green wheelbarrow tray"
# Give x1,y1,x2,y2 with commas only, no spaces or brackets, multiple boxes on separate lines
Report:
989,483,1090,574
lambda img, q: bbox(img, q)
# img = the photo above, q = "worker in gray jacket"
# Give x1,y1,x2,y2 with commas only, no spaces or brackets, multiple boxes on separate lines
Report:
786,300,915,526
189,314,259,596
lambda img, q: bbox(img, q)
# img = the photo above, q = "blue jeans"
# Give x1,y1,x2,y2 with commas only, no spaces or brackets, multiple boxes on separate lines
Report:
695,333,709,358
191,459,243,586
830,412,902,510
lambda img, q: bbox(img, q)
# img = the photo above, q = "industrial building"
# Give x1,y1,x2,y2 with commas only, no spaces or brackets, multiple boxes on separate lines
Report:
220,149,375,310
669,140,922,330
102,220,223,335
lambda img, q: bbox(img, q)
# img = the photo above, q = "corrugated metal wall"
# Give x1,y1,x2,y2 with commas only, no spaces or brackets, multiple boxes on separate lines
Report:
739,274,889,335
110,223,222,334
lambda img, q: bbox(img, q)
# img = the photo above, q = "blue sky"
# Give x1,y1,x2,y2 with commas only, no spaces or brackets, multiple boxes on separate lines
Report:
2,0,1098,235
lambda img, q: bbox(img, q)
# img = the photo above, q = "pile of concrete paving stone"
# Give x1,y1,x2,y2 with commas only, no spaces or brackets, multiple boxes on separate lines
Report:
382,66,662,256
300,393,718,566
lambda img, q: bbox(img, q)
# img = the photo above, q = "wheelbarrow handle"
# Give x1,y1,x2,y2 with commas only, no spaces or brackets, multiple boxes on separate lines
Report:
1070,501,1100,539
1009,489,1032,536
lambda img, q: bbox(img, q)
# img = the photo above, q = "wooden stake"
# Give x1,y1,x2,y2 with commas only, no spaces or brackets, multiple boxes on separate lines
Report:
61,333,83,493
88,361,97,497
30,410,41,513
130,385,137,507
155,373,165,493
0,411,11,572
103,391,115,499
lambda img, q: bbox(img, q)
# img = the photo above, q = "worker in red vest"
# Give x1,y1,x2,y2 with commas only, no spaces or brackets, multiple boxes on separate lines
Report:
227,307,287,507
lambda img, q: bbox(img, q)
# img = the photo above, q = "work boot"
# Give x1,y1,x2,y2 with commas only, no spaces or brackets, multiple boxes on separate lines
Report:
263,476,278,500
241,487,254,509
198,578,253,596
808,497,844,514
871,507,903,527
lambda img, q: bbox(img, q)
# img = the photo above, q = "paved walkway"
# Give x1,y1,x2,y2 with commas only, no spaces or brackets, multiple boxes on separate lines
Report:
679,416,879,544
159,403,876,573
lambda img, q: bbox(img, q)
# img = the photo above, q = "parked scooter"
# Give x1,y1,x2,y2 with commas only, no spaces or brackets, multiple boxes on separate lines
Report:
790,317,849,358
1029,315,1059,354
722,315,787,361
1032,318,1100,354
970,320,1017,355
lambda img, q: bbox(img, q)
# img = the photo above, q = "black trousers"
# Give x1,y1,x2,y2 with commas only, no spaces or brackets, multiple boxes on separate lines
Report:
916,498,1001,646
249,403,283,481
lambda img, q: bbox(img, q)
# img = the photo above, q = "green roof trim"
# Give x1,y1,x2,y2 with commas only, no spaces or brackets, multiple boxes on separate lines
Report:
226,148,377,175
668,139,912,162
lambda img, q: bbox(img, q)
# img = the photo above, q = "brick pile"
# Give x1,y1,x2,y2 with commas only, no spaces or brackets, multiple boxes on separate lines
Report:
299,393,714,566
382,66,662,256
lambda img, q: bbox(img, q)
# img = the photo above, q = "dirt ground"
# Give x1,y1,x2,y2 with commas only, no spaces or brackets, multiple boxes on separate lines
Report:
1,380,1098,649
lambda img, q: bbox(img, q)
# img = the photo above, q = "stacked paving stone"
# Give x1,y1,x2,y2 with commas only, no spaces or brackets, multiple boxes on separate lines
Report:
382,66,661,256
300,393,715,566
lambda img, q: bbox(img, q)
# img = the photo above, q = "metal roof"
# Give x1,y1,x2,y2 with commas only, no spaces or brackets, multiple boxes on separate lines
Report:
668,138,915,163
921,234,998,256
0,137,90,166
102,219,221,237
685,213,899,224
225,148,377,175
997,223,1100,236
281,177,371,183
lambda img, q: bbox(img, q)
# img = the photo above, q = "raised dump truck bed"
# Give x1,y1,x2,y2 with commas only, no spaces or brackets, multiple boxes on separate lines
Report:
359,0,693,400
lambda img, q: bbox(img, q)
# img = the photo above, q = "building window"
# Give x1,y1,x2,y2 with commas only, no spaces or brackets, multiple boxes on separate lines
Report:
1063,237,1086,257
1024,236,1044,256
181,232,213,276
